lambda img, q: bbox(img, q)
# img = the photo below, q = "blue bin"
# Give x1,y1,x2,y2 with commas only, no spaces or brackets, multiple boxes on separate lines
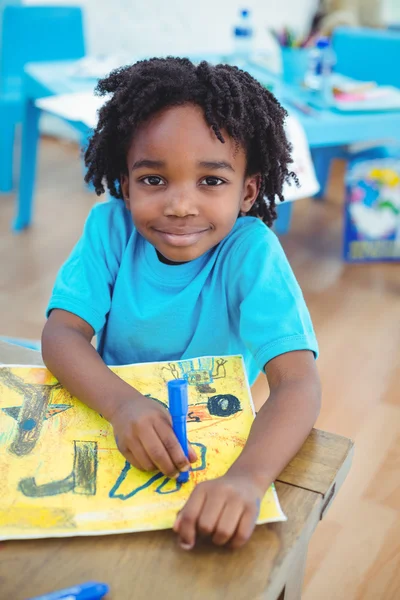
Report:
281,48,310,86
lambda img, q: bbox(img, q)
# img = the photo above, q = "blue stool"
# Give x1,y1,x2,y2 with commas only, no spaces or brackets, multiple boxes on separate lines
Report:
0,5,85,192
334,26,400,88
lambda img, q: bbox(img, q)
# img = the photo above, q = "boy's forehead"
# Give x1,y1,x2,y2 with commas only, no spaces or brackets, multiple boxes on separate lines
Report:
127,104,243,166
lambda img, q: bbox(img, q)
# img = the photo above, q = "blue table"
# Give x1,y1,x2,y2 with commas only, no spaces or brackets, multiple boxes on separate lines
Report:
247,62,400,201
14,59,400,232
248,64,400,147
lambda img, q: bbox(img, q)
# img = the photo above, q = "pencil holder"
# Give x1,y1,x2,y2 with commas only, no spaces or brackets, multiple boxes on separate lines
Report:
281,48,310,86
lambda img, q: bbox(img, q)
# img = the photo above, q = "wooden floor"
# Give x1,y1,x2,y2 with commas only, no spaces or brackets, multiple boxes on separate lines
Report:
1,138,399,599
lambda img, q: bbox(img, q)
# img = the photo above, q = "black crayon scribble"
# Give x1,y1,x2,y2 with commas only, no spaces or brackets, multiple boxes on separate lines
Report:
214,358,228,379
207,394,241,417
161,362,181,381
187,411,201,423
144,394,167,409
109,442,207,500
196,384,216,394
0,367,72,456
18,441,98,497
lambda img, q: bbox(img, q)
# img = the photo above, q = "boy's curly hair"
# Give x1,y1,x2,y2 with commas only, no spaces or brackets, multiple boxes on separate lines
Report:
84,57,296,227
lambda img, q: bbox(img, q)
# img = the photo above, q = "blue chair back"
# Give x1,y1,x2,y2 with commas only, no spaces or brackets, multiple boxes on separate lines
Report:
0,5,85,92
333,27,400,88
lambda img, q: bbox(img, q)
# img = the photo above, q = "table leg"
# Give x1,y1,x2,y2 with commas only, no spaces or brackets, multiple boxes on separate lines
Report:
311,146,341,200
0,105,16,193
274,202,293,234
13,100,41,232
277,537,310,600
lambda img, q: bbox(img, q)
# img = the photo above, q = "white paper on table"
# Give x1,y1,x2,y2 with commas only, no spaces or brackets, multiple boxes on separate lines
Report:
67,54,133,80
36,92,106,130
282,115,319,201
36,93,319,201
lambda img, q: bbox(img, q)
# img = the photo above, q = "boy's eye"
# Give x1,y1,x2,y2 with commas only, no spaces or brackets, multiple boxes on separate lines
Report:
141,176,164,186
200,176,225,186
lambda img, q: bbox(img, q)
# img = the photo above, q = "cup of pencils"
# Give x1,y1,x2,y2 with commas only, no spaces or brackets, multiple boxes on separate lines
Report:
271,27,311,86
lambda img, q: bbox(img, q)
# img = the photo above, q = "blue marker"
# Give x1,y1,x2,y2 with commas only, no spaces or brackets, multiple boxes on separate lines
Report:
28,581,109,600
168,379,189,483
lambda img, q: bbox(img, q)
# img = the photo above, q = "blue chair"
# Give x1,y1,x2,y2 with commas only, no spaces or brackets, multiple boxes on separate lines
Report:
0,5,85,192
334,26,400,89
313,26,400,200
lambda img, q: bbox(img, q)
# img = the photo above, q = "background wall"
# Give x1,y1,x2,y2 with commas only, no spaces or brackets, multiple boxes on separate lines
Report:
383,0,400,23
24,0,319,59
18,0,400,59
22,0,320,140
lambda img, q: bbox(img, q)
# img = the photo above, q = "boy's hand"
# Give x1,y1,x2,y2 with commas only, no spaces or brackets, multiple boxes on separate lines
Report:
110,395,197,478
173,473,262,550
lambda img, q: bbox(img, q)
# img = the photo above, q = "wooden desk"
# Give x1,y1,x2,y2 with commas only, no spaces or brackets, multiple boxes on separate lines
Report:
0,342,354,600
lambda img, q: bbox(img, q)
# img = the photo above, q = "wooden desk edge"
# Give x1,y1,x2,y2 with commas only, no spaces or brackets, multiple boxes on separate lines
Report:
319,442,354,520
277,428,354,497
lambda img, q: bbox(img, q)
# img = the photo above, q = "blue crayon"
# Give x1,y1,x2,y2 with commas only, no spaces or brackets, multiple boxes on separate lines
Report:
168,379,189,483
28,581,109,600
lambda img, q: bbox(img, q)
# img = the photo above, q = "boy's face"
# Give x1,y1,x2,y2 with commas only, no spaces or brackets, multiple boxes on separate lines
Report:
121,104,259,263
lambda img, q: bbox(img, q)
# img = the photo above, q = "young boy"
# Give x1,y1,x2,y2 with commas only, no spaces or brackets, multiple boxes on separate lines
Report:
42,57,320,551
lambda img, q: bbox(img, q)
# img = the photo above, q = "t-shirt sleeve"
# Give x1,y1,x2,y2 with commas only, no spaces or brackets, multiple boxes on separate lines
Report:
233,222,319,372
46,201,128,333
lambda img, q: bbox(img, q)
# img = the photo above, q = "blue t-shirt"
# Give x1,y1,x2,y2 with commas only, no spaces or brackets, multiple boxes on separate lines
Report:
47,200,318,384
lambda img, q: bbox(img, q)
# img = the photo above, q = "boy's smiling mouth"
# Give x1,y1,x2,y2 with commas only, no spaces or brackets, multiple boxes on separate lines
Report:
153,227,210,247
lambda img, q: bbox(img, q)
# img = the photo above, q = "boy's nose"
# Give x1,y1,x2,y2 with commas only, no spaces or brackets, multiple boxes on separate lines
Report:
163,192,199,218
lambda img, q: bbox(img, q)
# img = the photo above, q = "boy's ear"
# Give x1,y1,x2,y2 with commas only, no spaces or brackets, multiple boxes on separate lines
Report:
120,175,130,208
240,174,260,214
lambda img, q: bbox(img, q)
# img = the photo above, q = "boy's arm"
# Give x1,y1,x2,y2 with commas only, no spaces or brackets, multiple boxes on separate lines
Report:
229,349,321,489
174,350,321,549
42,309,195,476
42,309,139,422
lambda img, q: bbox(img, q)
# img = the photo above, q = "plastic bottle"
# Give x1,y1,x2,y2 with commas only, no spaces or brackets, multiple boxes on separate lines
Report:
305,37,336,105
232,9,254,65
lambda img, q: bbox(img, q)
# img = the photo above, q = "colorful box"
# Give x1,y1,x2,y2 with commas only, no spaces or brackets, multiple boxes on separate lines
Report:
343,147,400,262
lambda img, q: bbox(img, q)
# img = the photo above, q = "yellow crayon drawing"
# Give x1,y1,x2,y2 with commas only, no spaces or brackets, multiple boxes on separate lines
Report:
0,355,286,540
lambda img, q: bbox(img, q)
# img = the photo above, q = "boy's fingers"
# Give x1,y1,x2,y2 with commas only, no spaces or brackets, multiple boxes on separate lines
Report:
156,421,191,473
126,439,157,472
124,449,146,472
197,495,226,538
140,426,179,478
212,501,243,546
230,506,258,550
177,487,206,550
188,443,198,463
173,511,182,533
